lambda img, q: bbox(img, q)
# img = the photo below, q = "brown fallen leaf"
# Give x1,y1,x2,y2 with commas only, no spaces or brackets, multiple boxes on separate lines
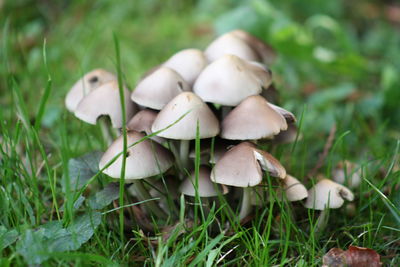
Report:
323,245,382,267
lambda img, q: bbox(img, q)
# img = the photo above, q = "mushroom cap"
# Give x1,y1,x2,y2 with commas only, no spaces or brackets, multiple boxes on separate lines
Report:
281,175,308,201
74,80,136,128
66,69,117,112
179,166,228,197
221,95,288,140
99,131,174,180
210,142,286,187
204,32,259,62
332,161,362,188
151,92,220,140
126,109,165,144
131,67,190,110
193,55,272,106
268,103,296,123
230,30,277,65
163,49,208,85
304,179,354,210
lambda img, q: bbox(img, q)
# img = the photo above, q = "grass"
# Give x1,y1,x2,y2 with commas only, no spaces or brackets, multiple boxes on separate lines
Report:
1,0,400,266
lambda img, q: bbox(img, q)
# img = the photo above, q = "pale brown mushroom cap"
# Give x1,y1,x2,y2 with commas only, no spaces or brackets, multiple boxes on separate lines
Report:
151,92,220,140
163,49,208,85
204,32,259,62
126,109,165,144
211,142,286,187
131,67,190,110
66,69,116,112
74,80,136,128
193,55,272,106
179,166,229,197
231,29,277,65
332,161,362,188
304,179,354,210
281,175,308,201
272,124,300,145
221,95,288,140
99,131,174,180
268,103,296,123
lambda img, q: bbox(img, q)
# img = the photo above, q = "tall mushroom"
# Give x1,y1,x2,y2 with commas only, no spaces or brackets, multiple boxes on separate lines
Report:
151,92,220,170
211,142,286,220
99,131,174,218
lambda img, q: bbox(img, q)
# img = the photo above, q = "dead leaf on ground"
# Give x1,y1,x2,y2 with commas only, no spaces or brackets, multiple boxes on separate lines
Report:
323,245,382,267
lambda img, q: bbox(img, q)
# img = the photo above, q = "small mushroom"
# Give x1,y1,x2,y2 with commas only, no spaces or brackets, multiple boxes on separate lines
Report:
221,95,289,140
163,49,208,85
304,179,354,210
152,92,220,170
332,161,362,188
180,166,228,198
131,67,190,110
205,31,259,62
66,69,116,112
193,55,272,106
280,175,308,202
74,80,137,128
99,131,174,218
211,142,286,219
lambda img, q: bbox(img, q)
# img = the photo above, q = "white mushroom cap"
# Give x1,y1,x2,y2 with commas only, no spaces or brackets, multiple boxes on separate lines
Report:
211,142,286,187
304,179,354,210
205,32,259,62
193,55,272,106
66,69,117,112
221,95,288,140
74,80,136,128
99,131,174,180
163,49,208,85
230,30,277,65
131,67,190,110
151,92,220,140
179,166,228,197
332,161,362,188
280,175,308,201
126,109,165,144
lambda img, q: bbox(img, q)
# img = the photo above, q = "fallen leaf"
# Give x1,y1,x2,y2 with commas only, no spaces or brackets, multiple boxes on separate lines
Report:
323,245,382,267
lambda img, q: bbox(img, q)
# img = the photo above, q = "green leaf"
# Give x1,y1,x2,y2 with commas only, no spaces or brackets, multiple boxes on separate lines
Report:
16,212,102,265
308,83,355,107
0,226,19,250
88,183,120,210
64,151,103,192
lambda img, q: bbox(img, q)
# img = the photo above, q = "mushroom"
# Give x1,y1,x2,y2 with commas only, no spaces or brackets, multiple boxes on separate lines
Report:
221,95,290,140
271,124,301,145
280,175,308,202
205,31,260,62
304,178,354,232
151,92,220,169
66,69,116,112
163,49,208,85
230,30,277,65
193,55,272,107
131,67,190,110
332,161,362,188
211,142,286,220
180,166,228,198
127,109,165,144
99,130,174,218
304,179,354,210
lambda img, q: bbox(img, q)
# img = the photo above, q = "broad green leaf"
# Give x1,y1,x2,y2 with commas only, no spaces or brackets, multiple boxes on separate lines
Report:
88,183,120,210
0,226,18,250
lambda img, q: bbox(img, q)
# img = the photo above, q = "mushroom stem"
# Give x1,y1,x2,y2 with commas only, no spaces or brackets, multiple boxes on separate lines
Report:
315,209,329,233
239,187,253,220
134,180,168,219
180,139,190,171
99,116,113,145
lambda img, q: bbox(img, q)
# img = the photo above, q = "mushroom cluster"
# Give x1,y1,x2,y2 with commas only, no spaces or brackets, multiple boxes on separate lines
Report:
65,30,356,226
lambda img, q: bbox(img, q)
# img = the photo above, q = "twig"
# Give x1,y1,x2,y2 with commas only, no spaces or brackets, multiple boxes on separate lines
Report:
308,124,336,178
